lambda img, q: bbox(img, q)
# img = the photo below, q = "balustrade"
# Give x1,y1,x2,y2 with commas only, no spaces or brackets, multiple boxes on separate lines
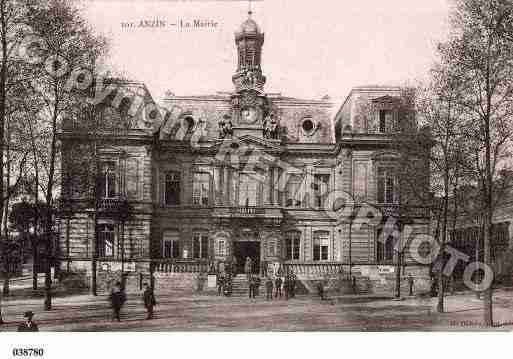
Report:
152,259,210,273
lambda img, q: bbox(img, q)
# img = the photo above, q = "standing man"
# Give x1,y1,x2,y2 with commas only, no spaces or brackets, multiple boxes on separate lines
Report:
290,272,297,298
275,276,282,298
217,274,224,296
284,275,289,300
142,283,156,320
17,311,39,332
407,273,415,297
265,276,273,301
317,281,325,300
109,281,125,322
248,275,255,299
244,256,253,280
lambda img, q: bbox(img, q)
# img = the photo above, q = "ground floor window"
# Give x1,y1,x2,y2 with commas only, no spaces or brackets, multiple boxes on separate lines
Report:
376,228,396,263
217,239,226,256
285,231,301,260
97,224,115,257
163,230,180,259
193,232,209,259
313,231,329,261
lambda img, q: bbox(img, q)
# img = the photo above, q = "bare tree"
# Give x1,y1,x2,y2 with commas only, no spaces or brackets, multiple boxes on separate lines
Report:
439,0,513,326
24,0,108,310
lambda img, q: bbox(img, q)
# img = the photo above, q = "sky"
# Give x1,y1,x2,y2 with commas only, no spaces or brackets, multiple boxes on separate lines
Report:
81,0,451,109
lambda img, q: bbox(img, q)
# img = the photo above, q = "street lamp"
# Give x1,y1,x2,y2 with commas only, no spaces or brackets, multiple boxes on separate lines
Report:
348,206,358,278
117,198,131,289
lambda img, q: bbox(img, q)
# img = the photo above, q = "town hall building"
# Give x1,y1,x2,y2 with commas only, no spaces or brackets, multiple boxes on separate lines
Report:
58,11,432,294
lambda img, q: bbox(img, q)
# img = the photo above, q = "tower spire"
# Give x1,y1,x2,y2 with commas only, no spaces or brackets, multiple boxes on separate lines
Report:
248,0,252,16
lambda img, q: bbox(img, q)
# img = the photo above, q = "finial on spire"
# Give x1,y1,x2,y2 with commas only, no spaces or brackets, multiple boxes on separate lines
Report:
248,0,253,16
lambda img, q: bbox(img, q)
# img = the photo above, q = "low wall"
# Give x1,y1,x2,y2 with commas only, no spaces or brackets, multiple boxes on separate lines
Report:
295,265,431,296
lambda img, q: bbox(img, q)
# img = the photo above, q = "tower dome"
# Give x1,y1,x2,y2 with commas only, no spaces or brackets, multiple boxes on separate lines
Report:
233,10,266,92
235,11,264,40
238,16,261,35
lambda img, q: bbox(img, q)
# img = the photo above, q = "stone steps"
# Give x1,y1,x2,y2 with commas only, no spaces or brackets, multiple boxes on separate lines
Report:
230,275,263,297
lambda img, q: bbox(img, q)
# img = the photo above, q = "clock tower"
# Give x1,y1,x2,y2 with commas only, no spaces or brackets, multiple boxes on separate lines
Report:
230,10,274,140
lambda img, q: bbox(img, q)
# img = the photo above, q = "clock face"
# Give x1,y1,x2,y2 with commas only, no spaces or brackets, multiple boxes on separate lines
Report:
241,107,258,124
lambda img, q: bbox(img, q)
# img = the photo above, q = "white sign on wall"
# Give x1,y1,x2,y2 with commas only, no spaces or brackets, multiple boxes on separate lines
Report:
377,266,395,274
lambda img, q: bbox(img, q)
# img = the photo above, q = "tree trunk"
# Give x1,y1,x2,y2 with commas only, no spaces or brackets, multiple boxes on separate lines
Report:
32,238,38,290
0,1,7,321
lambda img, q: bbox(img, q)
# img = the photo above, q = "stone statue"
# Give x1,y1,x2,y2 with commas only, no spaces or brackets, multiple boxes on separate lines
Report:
263,112,279,139
218,114,233,139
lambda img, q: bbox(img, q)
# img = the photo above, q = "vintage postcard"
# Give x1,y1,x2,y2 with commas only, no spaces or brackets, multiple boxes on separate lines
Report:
1,0,513,357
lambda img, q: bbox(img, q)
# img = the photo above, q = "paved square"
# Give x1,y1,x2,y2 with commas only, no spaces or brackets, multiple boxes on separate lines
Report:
2,288,513,331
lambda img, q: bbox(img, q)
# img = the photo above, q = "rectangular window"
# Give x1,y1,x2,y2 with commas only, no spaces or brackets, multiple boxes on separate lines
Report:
313,174,330,208
313,231,329,261
353,162,367,200
165,171,181,205
192,232,209,259
285,174,305,208
377,167,397,204
193,173,210,206
97,224,115,257
379,110,393,133
285,232,301,260
239,173,258,206
98,161,117,198
217,240,226,256
163,230,180,259
376,228,396,263
268,240,276,257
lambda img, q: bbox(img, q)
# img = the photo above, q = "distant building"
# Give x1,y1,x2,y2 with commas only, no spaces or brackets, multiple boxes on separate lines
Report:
58,12,432,294
445,182,513,284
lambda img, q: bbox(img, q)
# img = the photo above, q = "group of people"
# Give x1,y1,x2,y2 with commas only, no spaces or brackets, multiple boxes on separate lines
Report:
217,273,233,296
109,281,156,322
263,273,297,300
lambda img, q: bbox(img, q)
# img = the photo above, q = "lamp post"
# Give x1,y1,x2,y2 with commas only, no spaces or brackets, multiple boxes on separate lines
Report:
348,207,358,277
58,198,74,273
118,198,131,290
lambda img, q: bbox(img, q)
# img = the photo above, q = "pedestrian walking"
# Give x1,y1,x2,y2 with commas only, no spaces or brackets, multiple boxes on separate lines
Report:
407,273,415,296
17,311,39,332
109,281,126,322
142,283,156,320
275,276,282,298
265,277,273,300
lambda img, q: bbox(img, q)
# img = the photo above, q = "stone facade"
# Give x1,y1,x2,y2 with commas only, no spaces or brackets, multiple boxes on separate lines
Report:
57,13,432,294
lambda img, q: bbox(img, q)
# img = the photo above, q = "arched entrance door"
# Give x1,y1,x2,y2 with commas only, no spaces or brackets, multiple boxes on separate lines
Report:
233,241,260,274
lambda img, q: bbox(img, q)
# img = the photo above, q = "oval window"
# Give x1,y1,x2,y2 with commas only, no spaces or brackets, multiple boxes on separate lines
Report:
302,118,315,135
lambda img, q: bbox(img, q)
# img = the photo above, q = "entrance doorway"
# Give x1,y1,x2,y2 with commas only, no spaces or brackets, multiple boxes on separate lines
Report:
233,241,260,274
